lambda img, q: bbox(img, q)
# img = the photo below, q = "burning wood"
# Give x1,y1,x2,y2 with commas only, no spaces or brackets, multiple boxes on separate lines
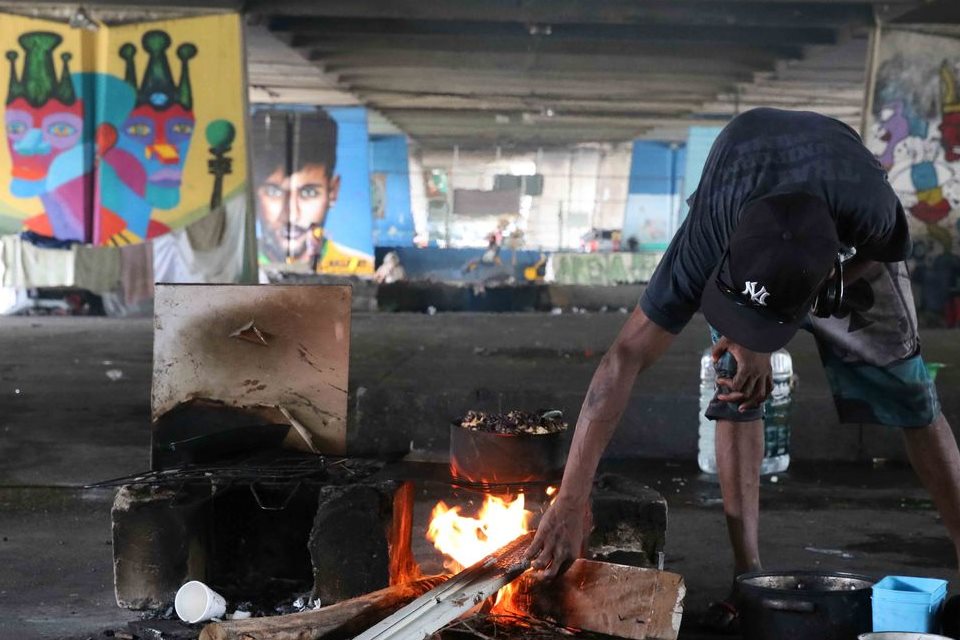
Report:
200,530,683,640
351,532,535,640
421,490,683,640
198,575,447,640
427,493,533,578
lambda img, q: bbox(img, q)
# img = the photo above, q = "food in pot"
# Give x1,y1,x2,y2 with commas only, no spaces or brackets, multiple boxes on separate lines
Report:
456,409,567,435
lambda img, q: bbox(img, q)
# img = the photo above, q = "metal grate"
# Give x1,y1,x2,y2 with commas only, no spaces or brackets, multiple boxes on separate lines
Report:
86,451,382,489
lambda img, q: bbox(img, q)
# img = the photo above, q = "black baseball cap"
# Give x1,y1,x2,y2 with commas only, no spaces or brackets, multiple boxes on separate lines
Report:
701,192,841,352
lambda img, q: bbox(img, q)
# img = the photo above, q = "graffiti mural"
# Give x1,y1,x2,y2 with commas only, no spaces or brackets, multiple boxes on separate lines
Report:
0,13,247,246
546,251,662,287
867,29,960,325
252,107,374,275
4,31,89,241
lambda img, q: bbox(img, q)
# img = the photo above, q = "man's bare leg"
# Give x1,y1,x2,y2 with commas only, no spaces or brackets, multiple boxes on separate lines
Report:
715,418,765,578
902,413,960,567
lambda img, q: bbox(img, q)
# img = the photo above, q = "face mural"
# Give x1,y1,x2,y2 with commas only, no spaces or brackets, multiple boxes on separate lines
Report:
254,109,344,266
258,163,340,261
116,31,196,211
4,31,88,240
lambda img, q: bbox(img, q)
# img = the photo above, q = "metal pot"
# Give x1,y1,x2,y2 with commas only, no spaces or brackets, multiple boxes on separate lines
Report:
449,423,565,486
737,570,875,640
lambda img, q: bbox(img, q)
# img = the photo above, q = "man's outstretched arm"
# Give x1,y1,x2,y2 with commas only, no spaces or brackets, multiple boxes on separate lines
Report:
524,306,677,577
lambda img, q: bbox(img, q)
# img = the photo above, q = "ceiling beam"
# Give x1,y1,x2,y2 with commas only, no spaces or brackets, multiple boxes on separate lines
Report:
355,92,703,114
699,102,862,117
384,108,725,128
296,33,803,60
342,77,733,101
890,0,960,22
315,51,767,76
728,86,864,102
248,87,360,105
276,19,839,47
251,0,873,29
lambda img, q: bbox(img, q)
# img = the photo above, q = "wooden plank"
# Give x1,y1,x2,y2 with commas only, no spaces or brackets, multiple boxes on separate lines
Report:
509,559,685,640
198,576,447,640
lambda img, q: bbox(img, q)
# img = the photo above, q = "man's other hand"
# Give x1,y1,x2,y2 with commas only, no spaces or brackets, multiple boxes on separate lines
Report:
524,495,587,579
712,336,772,412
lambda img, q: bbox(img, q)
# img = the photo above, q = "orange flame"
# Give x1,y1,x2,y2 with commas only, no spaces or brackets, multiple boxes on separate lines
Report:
427,493,533,608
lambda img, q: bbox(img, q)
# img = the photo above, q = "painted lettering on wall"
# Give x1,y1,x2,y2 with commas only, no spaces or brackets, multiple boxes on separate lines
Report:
548,252,662,286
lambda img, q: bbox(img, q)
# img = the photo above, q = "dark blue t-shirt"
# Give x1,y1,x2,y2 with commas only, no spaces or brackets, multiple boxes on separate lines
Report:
639,108,909,334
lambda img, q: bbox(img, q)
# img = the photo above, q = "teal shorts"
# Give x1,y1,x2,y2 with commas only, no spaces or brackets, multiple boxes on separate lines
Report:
708,261,940,428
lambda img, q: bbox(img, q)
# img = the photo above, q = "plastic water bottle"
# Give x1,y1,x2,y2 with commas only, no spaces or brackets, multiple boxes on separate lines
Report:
760,350,794,475
697,350,718,474
697,348,795,475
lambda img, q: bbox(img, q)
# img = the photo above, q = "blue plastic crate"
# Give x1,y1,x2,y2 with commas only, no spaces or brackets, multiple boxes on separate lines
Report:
872,576,948,633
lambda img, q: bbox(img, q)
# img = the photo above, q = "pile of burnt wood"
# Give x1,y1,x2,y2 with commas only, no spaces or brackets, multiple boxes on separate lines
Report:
200,531,685,640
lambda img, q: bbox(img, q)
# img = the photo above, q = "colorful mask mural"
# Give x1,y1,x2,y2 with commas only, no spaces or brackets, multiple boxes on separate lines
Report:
867,29,960,325
0,13,246,246
253,107,374,275
5,31,89,241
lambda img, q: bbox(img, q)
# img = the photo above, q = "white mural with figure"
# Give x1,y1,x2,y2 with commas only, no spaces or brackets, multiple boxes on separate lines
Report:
866,29,960,325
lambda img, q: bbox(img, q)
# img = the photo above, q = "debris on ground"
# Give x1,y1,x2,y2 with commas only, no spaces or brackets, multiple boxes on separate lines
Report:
804,546,854,559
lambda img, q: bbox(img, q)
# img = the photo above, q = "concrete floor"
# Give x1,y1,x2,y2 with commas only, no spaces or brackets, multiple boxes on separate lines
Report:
0,313,957,639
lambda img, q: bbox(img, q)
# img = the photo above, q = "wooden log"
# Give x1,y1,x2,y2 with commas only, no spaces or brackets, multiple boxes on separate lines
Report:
199,576,447,640
508,559,685,640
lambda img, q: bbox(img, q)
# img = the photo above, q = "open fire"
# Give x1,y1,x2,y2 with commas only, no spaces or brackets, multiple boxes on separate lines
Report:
427,493,532,573
426,491,553,610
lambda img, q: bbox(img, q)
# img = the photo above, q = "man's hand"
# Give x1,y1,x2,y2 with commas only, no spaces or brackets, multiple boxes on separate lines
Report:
524,494,588,579
521,308,675,579
712,336,772,412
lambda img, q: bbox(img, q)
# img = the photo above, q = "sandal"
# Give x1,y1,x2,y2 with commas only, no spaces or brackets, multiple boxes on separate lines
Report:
701,599,740,635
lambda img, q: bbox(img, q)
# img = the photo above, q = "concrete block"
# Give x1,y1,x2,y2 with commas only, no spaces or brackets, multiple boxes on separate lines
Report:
309,482,400,604
112,484,211,610
588,473,667,568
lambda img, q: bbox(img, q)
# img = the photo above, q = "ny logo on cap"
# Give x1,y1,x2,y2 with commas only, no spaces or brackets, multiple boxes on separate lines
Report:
742,281,770,306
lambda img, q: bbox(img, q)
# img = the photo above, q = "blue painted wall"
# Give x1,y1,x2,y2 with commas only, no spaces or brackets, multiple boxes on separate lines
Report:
680,126,724,221
323,107,375,262
370,135,416,247
623,142,686,250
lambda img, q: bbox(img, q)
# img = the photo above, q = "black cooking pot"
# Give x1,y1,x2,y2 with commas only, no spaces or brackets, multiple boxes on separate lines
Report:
737,570,875,640
449,423,565,485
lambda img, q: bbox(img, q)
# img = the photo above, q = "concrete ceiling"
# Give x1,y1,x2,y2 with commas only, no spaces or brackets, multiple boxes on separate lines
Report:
246,0,924,150
4,0,932,149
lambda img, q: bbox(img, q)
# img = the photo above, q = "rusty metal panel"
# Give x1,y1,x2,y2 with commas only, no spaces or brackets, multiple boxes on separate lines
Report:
152,284,350,455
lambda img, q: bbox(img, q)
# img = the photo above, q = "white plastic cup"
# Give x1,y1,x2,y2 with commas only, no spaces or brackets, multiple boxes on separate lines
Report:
175,580,227,623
